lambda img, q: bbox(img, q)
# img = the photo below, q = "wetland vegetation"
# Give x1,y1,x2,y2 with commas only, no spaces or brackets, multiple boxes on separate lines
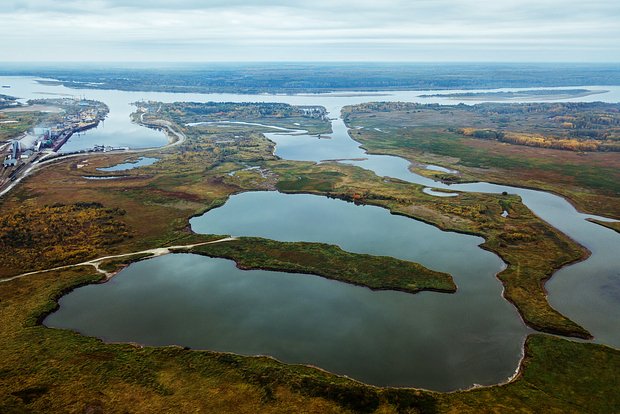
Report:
343,102,620,218
0,202,131,277
0,94,618,412
181,237,456,294
0,112,42,140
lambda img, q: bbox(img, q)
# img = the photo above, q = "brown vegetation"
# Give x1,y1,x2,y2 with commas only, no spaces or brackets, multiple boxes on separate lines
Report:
0,202,131,277
458,128,603,151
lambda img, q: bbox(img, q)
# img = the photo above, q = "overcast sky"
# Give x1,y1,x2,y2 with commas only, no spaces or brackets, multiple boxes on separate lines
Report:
1,0,619,62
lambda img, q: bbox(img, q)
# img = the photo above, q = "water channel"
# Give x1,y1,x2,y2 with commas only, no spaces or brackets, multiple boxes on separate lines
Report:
2,76,618,390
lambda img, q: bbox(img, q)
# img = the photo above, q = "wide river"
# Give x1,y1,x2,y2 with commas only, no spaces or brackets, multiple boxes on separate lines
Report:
2,77,618,390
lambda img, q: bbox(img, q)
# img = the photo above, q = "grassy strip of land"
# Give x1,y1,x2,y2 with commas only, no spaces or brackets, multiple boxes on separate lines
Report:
140,101,332,136
587,218,620,234
420,88,604,100
1,266,619,413
179,236,456,294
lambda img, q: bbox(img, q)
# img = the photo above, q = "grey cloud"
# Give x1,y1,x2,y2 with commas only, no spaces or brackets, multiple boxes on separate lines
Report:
0,0,618,62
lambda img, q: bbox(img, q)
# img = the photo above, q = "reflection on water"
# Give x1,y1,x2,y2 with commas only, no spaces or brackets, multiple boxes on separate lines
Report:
45,253,526,391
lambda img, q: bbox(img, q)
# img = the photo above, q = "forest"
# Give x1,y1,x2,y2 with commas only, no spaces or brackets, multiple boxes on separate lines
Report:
141,101,326,123
3,63,620,94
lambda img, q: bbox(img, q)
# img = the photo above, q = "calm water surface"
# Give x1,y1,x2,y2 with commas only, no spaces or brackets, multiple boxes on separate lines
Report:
45,252,526,391
97,156,159,172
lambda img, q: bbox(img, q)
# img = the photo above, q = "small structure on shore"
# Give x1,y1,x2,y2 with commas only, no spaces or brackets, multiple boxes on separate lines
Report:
3,141,19,167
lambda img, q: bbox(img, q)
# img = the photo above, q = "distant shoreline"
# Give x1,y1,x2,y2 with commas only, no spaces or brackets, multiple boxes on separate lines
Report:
419,89,609,101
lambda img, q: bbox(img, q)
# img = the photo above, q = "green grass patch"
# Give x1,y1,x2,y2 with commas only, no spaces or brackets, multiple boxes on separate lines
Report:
0,112,41,140
440,335,620,413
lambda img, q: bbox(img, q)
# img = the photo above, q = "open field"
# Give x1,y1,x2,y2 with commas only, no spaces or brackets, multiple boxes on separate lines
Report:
343,101,620,151
0,112,43,140
342,103,620,218
0,202,131,277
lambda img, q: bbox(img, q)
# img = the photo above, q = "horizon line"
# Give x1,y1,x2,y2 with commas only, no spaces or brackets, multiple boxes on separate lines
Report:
1,61,619,66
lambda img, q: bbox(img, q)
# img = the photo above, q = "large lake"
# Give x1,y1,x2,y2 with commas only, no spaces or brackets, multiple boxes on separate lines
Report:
48,191,531,390
3,76,617,389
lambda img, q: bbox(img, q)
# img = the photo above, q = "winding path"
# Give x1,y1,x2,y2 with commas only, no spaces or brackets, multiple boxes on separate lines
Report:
0,237,236,283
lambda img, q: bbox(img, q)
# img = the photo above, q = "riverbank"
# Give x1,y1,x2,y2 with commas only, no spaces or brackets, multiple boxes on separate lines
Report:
587,218,620,234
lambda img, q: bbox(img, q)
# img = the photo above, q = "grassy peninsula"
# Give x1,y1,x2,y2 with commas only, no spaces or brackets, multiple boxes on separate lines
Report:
181,237,456,294
587,219,620,234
